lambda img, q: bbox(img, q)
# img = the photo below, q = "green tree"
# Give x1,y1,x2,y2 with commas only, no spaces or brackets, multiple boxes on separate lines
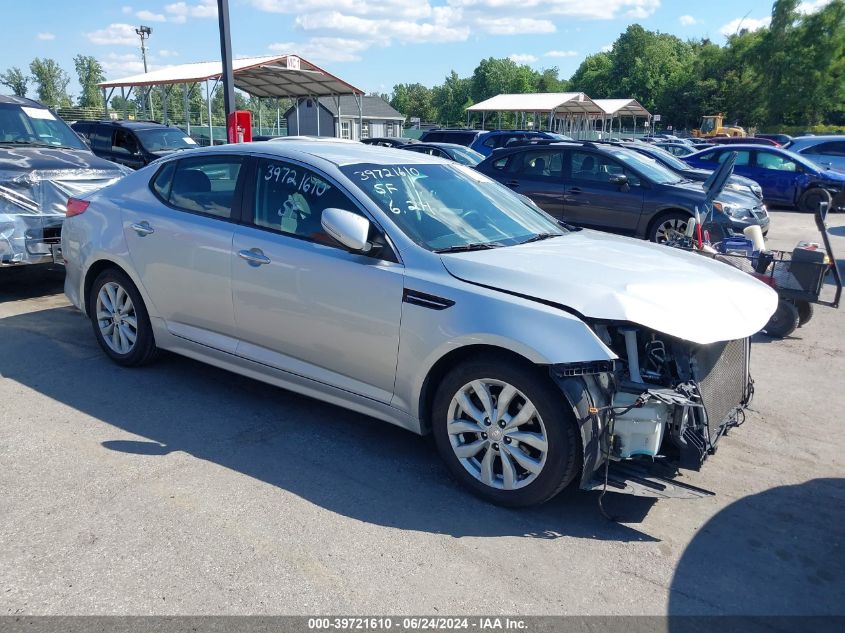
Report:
389,83,436,122
568,53,613,97
0,67,29,97
431,71,473,125
29,58,71,107
73,55,105,108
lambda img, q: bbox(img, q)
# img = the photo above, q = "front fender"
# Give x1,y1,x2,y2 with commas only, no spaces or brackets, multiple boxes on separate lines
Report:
391,276,616,420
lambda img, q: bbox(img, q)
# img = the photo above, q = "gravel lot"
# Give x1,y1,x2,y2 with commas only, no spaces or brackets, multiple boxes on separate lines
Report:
1,209,843,616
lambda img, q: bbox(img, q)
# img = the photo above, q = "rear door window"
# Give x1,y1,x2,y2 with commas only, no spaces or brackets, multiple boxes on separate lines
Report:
515,150,564,179
161,157,244,219
754,152,796,171
809,141,845,157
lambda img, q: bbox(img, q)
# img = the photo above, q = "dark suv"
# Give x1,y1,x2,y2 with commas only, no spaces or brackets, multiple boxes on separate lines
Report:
419,128,571,157
71,120,197,169
476,141,769,242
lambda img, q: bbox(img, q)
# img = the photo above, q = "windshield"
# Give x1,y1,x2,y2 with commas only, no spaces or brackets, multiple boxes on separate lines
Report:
636,144,690,171
341,162,565,251
605,148,682,184
135,127,197,152
0,103,87,150
448,146,483,166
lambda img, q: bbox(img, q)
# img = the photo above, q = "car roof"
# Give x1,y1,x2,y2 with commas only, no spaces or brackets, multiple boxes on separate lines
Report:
74,119,171,130
413,142,471,150
175,139,447,167
0,94,45,108
788,135,845,145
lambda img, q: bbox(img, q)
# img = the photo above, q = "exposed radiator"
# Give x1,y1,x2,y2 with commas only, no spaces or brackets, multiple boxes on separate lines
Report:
691,337,750,441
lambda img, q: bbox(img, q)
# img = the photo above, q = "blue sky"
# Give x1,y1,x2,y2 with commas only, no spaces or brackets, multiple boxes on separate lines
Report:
2,0,829,98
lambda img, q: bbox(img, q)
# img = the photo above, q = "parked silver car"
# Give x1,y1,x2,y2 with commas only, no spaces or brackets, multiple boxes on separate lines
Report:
62,141,777,506
784,135,845,172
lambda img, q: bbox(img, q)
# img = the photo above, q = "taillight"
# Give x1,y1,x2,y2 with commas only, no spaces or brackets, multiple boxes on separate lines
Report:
66,197,90,217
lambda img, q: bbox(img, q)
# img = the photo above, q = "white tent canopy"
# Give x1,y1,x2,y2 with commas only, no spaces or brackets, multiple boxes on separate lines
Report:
98,55,363,99
98,55,364,143
593,98,651,118
466,92,601,114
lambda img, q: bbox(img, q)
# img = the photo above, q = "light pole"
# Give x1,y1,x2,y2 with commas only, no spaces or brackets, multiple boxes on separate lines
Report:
135,25,152,118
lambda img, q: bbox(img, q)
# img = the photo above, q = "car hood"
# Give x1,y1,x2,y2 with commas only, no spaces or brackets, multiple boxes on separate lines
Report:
0,145,127,172
440,230,778,345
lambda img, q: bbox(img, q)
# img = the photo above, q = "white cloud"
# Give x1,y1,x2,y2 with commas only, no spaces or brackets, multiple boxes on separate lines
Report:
679,15,698,26
158,49,180,57
165,0,218,23
84,23,139,46
719,16,771,36
296,9,470,43
269,37,375,63
101,52,149,77
798,0,831,13
121,5,132,14
544,49,577,57
476,17,555,34
251,0,433,20
448,0,660,20
600,44,613,52
508,53,538,64
36,32,56,41
136,9,167,22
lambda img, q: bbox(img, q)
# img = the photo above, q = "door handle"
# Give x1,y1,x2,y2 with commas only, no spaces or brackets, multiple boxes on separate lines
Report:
130,221,154,236
569,187,583,195
238,248,271,266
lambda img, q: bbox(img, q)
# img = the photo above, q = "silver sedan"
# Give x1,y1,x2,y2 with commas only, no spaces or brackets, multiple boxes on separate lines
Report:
62,141,776,507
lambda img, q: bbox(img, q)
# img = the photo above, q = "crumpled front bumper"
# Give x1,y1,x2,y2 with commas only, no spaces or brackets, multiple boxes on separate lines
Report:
0,168,124,266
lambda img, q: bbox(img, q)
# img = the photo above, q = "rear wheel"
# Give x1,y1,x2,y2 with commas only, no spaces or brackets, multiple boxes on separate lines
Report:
432,356,580,507
794,300,814,327
798,188,832,214
88,268,157,366
650,211,690,243
764,299,800,338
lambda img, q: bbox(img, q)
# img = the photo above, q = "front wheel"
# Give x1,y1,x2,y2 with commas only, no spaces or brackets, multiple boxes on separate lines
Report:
763,299,800,338
432,356,580,507
798,188,832,214
89,268,157,366
650,211,690,243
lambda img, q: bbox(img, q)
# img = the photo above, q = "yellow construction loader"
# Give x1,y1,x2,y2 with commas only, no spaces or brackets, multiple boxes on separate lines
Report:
692,114,746,138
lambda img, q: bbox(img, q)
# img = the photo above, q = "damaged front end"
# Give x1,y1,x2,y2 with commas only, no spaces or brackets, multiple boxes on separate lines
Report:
0,168,126,266
552,324,753,499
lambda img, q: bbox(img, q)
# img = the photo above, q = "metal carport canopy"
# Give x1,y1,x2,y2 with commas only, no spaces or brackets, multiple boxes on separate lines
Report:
97,54,363,98
466,92,602,114
592,99,651,117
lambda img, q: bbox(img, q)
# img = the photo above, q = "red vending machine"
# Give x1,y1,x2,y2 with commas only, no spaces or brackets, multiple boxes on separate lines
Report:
227,110,253,143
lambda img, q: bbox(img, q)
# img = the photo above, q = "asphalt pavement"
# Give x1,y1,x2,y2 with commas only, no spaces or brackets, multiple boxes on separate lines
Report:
1,210,843,616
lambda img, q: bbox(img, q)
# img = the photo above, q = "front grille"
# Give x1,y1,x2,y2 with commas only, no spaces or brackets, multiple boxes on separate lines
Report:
691,338,749,440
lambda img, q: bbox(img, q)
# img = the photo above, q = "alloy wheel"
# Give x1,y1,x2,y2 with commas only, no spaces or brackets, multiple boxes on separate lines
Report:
446,379,548,490
95,281,138,355
655,217,688,243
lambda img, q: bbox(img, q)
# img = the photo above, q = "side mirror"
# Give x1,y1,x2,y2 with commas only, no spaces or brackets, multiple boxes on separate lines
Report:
609,174,629,189
321,207,372,253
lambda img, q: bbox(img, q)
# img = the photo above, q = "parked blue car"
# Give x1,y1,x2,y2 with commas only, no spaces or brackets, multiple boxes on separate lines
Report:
684,144,845,212
419,128,573,157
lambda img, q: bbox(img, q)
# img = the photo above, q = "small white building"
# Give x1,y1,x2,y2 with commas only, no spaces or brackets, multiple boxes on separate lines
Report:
284,95,406,140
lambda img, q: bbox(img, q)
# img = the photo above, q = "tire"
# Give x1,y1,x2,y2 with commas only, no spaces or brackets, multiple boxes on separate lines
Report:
431,355,580,507
794,300,814,327
88,268,157,367
798,187,833,214
649,211,690,243
763,299,800,338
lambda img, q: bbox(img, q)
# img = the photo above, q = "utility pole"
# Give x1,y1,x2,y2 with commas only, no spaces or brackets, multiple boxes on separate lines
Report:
217,0,236,142
135,25,152,118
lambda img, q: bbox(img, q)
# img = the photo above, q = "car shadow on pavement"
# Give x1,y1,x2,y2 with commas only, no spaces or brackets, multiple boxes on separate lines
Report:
0,264,65,301
1,305,658,543
668,478,845,616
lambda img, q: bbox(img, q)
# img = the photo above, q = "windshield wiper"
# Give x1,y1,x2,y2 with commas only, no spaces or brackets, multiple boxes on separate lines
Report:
434,242,504,254
518,232,560,245
0,140,79,150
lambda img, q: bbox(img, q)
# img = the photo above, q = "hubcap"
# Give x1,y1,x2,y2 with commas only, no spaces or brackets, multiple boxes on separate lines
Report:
96,281,138,355
447,379,548,491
